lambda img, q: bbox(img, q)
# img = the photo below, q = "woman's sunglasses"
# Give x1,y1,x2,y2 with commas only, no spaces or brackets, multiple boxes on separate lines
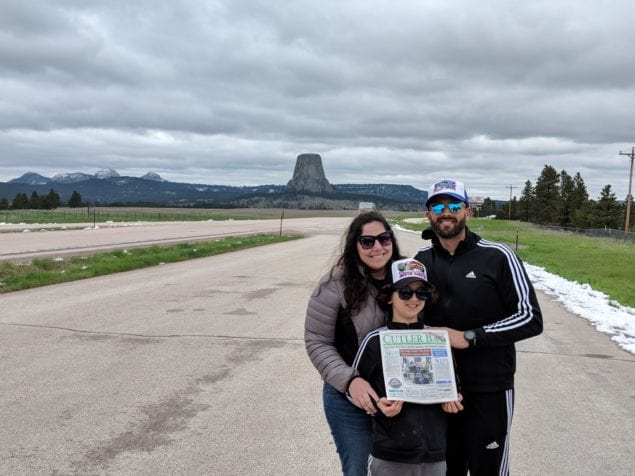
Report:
396,287,431,301
358,231,393,250
429,201,464,215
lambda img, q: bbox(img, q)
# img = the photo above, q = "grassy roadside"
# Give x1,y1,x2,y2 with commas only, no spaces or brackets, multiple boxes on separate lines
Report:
393,217,635,308
0,207,418,226
0,207,264,224
0,234,300,293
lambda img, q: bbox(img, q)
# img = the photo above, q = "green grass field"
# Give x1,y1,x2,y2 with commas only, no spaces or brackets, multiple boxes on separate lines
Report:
394,217,635,308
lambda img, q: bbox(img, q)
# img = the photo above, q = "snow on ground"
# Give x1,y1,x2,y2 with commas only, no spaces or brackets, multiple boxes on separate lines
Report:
396,225,635,356
525,264,635,355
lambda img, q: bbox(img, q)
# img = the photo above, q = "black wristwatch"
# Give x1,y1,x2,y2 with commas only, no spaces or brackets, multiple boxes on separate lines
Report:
464,330,477,348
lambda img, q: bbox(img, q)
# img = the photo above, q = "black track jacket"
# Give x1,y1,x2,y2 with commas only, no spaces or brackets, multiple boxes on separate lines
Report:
414,227,543,394
353,319,447,464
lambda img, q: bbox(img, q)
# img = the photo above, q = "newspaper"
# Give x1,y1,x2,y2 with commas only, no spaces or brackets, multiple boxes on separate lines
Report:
379,329,458,404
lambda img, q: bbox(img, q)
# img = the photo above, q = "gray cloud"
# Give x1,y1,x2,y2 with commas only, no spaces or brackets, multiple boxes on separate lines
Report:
1,0,634,199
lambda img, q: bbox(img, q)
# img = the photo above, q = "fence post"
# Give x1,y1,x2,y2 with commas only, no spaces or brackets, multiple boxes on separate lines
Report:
279,208,285,236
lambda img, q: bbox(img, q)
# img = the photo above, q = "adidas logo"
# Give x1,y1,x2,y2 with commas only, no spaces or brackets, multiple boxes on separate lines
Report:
485,441,500,450
465,271,476,279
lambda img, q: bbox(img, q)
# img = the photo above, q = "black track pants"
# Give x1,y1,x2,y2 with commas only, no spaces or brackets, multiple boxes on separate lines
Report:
446,389,514,476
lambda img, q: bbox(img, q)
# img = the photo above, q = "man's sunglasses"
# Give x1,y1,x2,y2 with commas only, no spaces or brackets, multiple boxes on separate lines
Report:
429,201,464,215
396,287,431,301
358,231,393,250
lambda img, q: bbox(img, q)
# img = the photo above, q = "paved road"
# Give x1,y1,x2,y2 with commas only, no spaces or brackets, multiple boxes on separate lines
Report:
0,218,349,262
0,219,633,475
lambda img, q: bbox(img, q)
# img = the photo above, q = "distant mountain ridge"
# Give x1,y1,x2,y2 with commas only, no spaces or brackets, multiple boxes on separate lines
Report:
51,172,96,183
2,169,427,210
10,168,144,184
9,172,50,185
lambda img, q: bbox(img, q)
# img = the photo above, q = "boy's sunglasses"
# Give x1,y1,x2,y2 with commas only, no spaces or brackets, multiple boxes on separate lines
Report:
429,201,464,215
358,231,393,250
396,287,431,301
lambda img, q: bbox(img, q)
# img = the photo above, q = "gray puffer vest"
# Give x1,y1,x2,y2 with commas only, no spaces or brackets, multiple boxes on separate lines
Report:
304,267,386,393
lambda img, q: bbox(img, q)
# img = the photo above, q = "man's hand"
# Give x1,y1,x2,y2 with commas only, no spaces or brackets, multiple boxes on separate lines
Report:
441,393,464,413
348,377,380,415
429,327,469,349
376,398,403,417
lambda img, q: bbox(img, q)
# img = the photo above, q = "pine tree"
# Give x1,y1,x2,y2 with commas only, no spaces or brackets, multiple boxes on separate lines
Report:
558,170,575,227
68,190,83,208
510,196,518,220
43,189,61,210
0,197,8,210
480,197,497,217
593,184,622,229
534,165,560,225
570,172,590,228
30,191,41,209
11,193,29,209
517,180,535,222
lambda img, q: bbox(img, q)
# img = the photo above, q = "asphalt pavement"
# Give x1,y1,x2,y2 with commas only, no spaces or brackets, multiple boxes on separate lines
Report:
0,219,633,475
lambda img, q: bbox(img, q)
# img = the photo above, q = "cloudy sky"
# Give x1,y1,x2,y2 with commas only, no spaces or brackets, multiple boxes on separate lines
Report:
1,0,634,200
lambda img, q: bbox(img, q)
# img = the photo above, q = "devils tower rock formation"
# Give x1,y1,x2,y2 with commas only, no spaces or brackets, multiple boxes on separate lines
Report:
286,153,335,193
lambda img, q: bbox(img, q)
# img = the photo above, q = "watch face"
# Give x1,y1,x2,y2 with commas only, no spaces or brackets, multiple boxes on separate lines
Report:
465,330,476,340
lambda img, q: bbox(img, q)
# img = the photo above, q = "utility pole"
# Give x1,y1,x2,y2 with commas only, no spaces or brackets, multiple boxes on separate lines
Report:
506,185,515,220
619,147,634,232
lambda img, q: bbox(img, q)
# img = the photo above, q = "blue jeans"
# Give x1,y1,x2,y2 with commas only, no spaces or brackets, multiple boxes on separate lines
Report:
323,382,373,476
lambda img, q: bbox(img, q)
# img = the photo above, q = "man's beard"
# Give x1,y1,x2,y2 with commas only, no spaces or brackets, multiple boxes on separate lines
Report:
432,216,466,239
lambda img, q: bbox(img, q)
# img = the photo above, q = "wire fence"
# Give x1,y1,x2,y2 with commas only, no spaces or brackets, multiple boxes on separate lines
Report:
536,224,635,243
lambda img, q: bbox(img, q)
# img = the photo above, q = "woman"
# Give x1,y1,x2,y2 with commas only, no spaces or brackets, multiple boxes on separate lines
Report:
305,211,402,476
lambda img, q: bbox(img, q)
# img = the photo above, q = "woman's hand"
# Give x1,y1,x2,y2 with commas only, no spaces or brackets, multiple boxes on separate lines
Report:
376,397,403,417
348,377,380,415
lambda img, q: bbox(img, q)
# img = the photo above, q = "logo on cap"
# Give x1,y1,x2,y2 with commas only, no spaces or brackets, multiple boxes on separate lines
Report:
433,179,458,193
391,258,429,286
426,178,469,207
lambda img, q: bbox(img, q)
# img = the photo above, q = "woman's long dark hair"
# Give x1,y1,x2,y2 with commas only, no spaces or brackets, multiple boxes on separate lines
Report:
335,211,402,316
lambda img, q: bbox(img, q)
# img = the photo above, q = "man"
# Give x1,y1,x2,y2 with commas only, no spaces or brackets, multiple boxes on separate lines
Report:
414,178,543,476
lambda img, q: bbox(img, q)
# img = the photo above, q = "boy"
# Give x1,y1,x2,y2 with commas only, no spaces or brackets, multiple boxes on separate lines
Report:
352,258,450,476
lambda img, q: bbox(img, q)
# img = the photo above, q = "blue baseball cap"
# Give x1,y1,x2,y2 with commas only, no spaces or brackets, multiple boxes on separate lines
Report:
425,179,469,207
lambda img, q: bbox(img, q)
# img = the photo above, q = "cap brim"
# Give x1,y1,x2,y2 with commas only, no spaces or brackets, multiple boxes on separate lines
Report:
425,192,469,207
394,276,432,288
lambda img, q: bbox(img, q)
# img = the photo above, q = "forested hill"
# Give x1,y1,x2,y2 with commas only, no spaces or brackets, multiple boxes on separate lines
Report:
1,174,427,209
